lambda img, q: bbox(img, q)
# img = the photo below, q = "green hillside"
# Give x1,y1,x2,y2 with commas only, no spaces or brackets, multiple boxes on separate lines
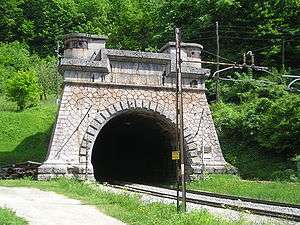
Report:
0,98,57,166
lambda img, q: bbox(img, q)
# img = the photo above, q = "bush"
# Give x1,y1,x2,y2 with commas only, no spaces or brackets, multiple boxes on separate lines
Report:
211,71,300,180
271,169,296,181
5,70,40,110
213,81,300,156
0,42,32,94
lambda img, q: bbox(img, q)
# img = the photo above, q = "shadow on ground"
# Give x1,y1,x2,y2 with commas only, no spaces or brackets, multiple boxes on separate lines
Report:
0,125,54,166
221,139,296,181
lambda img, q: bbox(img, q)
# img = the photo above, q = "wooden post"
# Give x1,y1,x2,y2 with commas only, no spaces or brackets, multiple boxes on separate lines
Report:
215,21,220,102
175,27,186,212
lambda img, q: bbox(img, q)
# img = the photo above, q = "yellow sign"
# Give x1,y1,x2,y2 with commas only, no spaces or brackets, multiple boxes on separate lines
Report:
172,151,180,160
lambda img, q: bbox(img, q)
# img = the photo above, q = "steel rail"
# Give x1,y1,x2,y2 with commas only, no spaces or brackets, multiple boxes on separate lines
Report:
105,183,300,222
170,187,300,209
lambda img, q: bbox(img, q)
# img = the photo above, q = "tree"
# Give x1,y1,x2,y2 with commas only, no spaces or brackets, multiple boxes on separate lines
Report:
105,0,163,51
33,56,62,100
0,0,24,42
20,0,85,56
258,94,300,155
0,41,32,94
75,0,110,35
5,70,40,110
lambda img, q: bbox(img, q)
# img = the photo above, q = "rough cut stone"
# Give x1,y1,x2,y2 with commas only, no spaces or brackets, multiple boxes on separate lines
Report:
38,33,234,180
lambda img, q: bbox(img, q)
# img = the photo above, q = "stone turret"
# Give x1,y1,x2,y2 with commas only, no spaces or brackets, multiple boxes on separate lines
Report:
64,33,107,60
160,42,203,61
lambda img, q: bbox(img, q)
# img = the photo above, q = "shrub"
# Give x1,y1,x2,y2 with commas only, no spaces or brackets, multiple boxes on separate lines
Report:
271,169,296,181
5,70,40,110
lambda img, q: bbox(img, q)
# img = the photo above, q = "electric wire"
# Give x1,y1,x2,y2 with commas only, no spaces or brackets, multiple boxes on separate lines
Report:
220,36,280,41
180,25,299,75
201,49,236,63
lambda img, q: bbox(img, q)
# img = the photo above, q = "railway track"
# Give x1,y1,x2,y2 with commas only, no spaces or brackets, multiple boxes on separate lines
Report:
105,182,300,222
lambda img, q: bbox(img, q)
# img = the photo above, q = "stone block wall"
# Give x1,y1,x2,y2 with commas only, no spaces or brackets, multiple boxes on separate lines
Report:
38,33,234,180
38,81,229,180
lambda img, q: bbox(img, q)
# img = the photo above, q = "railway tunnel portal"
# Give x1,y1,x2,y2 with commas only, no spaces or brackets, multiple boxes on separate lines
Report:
92,108,178,183
38,33,232,181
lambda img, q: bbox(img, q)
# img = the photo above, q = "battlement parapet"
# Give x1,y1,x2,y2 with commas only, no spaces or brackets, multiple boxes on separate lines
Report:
60,33,210,88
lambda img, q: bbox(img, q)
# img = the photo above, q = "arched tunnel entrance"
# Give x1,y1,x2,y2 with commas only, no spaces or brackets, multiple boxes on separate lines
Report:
91,109,177,184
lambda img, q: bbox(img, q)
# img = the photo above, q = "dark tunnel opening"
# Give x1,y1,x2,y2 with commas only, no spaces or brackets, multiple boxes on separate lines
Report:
91,109,177,184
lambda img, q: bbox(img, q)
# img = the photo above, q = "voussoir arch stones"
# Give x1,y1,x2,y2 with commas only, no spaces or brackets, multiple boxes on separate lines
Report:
79,99,197,163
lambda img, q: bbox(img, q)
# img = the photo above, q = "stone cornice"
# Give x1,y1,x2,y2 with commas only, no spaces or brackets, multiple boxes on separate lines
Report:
65,80,206,93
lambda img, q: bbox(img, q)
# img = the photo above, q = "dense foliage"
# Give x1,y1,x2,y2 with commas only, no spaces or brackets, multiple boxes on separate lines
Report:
0,42,60,110
211,72,300,180
0,0,299,68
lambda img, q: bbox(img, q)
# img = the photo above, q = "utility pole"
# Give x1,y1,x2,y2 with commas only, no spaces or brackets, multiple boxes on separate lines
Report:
175,43,180,212
215,21,220,102
175,27,186,212
282,38,285,71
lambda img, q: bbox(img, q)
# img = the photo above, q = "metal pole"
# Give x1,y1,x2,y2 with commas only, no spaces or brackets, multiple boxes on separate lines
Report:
175,27,186,212
215,21,220,102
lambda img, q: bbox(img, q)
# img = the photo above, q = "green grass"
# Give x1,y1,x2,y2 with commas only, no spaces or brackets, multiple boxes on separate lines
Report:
0,96,18,112
0,207,27,225
0,97,57,166
0,178,248,225
188,174,300,204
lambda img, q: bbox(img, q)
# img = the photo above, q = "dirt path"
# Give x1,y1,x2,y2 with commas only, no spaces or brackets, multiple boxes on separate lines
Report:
0,187,126,225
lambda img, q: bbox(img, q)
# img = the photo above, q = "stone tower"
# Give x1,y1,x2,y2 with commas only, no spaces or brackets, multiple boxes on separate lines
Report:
38,33,231,181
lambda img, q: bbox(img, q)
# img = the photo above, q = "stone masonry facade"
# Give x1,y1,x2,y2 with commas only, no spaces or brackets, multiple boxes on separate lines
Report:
38,33,232,180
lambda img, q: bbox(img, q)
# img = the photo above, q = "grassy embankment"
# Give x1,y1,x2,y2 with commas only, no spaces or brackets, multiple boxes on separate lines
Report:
0,178,248,225
0,207,28,225
0,96,57,166
187,174,300,204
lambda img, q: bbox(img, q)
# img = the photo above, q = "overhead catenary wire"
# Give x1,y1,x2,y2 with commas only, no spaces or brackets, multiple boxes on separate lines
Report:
219,77,275,85
201,49,236,64
201,26,300,36
182,24,300,36
291,68,300,72
285,36,300,42
221,25,257,29
245,36,300,54
180,25,299,89
183,24,300,36
182,25,299,52
220,36,281,41
196,37,216,40
221,25,300,33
